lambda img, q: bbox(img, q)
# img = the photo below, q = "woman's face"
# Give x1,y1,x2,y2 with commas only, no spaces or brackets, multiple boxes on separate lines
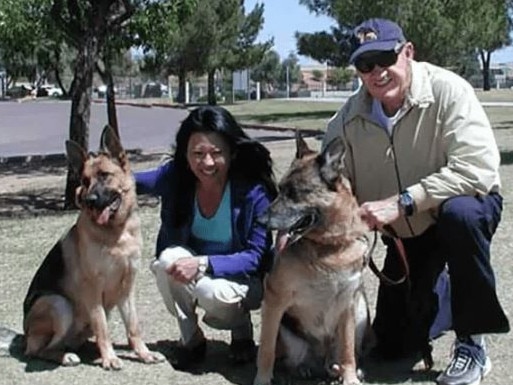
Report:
186,131,231,186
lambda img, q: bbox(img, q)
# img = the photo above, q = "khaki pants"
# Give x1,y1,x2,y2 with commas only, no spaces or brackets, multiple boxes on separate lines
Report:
151,246,262,346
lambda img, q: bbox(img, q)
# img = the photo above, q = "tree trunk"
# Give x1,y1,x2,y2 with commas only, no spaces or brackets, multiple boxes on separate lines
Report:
96,58,119,138
106,73,119,137
480,50,491,91
177,67,186,104
207,69,217,105
64,35,98,209
53,46,67,97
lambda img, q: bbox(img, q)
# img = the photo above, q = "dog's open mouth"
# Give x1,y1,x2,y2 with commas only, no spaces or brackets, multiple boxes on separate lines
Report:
275,211,319,253
87,193,122,225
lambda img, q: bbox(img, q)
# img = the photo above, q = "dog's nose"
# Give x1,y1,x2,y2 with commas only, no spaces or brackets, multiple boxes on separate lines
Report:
84,193,99,207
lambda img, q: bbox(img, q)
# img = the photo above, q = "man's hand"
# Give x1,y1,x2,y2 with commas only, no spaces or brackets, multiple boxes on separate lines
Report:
166,257,201,283
359,195,401,230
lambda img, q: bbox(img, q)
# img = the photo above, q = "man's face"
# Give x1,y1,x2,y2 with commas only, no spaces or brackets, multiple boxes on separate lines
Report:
356,42,414,112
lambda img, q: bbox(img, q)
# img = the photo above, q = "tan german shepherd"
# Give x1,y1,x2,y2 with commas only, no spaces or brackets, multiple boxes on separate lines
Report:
254,133,372,385
21,126,163,369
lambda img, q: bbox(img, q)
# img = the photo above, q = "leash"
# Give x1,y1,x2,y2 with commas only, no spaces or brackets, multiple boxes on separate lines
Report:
364,226,434,370
366,225,410,286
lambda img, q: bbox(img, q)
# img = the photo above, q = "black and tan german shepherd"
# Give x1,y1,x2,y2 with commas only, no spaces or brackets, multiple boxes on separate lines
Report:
254,134,372,385
10,126,163,369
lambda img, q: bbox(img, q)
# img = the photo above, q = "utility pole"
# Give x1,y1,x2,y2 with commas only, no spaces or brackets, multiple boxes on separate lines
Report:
286,65,290,99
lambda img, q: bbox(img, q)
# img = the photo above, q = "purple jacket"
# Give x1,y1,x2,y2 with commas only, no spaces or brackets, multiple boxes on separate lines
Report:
135,161,274,279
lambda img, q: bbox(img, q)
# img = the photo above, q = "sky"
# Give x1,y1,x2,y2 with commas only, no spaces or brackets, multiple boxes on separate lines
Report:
246,0,513,66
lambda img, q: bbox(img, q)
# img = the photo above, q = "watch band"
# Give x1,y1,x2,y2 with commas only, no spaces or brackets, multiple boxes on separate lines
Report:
399,191,414,216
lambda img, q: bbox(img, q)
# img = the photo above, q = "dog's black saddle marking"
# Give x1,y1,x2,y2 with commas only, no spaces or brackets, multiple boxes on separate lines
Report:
23,238,67,319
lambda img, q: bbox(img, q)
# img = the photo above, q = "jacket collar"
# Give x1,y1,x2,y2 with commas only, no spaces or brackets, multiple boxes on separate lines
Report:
345,60,435,124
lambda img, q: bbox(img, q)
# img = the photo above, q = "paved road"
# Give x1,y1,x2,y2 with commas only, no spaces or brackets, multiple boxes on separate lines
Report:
0,100,294,159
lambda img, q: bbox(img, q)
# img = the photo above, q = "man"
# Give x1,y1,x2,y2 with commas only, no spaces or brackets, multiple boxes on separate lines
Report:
323,18,510,385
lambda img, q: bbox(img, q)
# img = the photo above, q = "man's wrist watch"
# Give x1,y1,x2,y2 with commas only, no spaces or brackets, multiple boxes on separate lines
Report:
197,256,209,278
398,190,415,216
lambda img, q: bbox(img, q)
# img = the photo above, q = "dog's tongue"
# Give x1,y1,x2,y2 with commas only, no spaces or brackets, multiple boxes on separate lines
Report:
275,231,290,254
96,207,111,225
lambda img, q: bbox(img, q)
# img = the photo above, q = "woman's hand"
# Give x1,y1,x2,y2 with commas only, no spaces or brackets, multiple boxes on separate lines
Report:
359,195,401,230
166,257,201,283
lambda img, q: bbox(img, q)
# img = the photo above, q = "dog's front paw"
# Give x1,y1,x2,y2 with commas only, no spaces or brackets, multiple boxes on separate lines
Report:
100,355,123,370
253,374,272,385
341,372,361,385
140,350,166,364
327,363,361,385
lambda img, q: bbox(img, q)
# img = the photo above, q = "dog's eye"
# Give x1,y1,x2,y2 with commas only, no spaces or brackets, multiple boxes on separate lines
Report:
98,171,111,179
281,184,298,201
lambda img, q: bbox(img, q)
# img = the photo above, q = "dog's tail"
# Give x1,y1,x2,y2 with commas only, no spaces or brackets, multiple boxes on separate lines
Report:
0,326,24,357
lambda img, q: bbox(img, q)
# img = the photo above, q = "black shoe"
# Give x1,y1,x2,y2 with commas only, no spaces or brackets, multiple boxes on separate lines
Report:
170,339,207,370
229,338,256,365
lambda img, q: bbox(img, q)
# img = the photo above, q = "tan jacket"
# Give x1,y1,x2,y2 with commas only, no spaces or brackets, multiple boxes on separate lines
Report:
324,60,501,238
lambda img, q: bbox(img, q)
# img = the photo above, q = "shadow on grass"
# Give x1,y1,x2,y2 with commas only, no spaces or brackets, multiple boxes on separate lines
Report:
0,151,167,178
151,339,254,385
361,356,439,384
1,326,438,384
0,153,163,219
501,150,513,165
0,188,159,219
236,110,335,123
493,121,513,130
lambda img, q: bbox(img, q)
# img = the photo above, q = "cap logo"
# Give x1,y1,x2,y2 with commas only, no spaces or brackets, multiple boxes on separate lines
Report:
356,29,378,44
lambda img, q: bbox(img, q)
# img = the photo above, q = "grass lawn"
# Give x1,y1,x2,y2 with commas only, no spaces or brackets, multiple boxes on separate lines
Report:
124,88,513,132
223,99,341,131
1,93,513,385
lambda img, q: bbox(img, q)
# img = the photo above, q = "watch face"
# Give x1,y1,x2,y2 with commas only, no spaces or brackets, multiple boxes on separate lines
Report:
400,192,414,215
401,193,413,205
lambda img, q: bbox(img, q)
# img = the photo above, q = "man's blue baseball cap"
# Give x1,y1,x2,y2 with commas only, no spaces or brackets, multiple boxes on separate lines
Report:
349,18,406,64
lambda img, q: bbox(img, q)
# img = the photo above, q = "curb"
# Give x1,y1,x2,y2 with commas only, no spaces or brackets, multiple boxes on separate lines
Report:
0,129,322,167
0,148,145,167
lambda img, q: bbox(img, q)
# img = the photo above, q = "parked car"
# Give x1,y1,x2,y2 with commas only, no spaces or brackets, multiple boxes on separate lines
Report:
37,84,63,97
6,84,33,98
95,84,118,98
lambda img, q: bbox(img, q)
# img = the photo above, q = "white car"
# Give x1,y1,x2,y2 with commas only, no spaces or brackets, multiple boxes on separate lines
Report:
37,84,63,97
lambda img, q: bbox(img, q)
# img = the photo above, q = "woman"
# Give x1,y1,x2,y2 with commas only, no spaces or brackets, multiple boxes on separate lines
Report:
135,105,277,369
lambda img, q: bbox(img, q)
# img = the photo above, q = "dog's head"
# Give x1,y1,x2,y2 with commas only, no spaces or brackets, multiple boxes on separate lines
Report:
66,125,136,226
261,132,366,251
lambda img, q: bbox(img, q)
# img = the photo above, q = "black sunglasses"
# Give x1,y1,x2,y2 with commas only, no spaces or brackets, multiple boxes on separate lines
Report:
354,45,404,74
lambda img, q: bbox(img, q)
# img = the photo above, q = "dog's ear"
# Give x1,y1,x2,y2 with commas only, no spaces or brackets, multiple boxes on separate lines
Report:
319,137,345,188
100,125,126,164
65,140,87,176
295,130,316,159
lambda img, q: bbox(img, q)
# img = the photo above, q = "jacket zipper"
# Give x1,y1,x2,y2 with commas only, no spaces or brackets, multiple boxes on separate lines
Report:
389,129,416,237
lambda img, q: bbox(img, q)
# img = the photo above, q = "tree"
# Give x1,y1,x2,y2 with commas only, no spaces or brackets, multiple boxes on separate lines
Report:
279,53,301,89
194,0,271,105
135,0,196,103
251,50,281,94
297,0,513,89
311,69,324,83
0,0,58,87
296,27,352,66
326,66,352,89
250,51,302,96
459,0,512,90
151,0,270,105
50,0,138,208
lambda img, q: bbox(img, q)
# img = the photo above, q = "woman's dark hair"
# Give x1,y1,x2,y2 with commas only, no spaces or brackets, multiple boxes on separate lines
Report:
172,105,277,226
